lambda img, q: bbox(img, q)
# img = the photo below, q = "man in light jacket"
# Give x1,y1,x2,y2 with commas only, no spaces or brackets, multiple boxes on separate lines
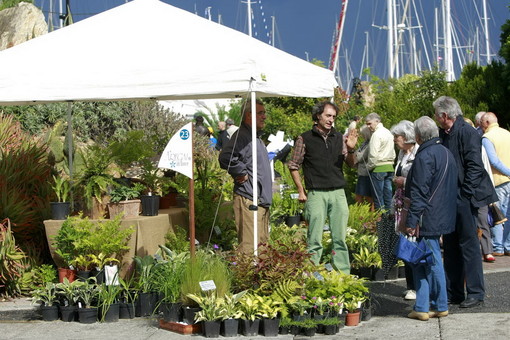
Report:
365,112,396,211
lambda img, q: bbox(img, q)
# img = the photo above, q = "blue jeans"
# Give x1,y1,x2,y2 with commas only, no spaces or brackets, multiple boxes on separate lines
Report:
369,171,394,211
491,181,510,253
412,237,448,312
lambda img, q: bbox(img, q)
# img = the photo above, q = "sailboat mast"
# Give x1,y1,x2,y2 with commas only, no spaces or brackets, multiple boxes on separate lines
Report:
387,0,394,78
482,0,491,64
443,0,454,81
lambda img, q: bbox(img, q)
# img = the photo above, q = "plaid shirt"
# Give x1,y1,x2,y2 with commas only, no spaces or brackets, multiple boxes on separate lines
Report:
288,125,348,170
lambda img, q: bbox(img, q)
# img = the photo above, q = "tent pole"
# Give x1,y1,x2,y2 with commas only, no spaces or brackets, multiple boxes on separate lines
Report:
250,91,258,256
66,102,74,209
189,124,196,257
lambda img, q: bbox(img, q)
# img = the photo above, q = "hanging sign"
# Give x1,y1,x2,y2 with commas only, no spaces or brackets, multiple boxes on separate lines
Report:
158,122,193,179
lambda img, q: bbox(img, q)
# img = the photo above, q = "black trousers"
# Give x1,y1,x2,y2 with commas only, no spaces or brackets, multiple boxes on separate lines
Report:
443,196,485,301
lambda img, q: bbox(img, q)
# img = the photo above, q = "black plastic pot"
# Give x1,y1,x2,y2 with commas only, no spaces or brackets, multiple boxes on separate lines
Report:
135,292,156,317
240,319,260,337
387,265,399,280
141,195,160,216
278,325,289,335
50,202,71,220
161,302,182,322
78,307,98,324
361,300,372,322
119,302,135,319
358,266,374,280
182,306,202,324
221,318,239,337
41,305,59,321
60,305,78,322
289,325,300,335
301,326,317,336
77,270,91,282
285,214,301,227
374,268,386,281
323,324,338,335
202,320,221,338
90,269,104,285
101,303,120,322
260,318,280,337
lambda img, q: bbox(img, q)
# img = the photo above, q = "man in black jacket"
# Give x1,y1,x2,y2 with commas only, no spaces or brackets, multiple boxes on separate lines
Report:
433,96,498,308
288,101,357,273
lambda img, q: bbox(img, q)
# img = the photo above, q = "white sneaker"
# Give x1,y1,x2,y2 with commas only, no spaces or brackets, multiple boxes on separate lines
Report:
404,290,416,300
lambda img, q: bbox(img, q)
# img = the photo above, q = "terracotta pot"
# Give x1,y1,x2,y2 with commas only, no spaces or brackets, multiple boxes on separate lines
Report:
58,268,76,283
345,311,361,326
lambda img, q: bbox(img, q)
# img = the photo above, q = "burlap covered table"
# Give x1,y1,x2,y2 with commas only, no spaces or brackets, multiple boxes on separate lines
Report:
44,207,188,277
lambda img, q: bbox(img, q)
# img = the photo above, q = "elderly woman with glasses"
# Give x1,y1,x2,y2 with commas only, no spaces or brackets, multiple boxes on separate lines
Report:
390,120,419,300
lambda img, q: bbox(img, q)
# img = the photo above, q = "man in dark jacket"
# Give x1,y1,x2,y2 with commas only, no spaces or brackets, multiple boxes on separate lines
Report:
433,96,498,308
288,101,357,273
404,116,458,321
218,99,272,255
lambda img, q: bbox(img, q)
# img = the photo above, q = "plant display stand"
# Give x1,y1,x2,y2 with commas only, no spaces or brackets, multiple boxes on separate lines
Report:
159,319,202,335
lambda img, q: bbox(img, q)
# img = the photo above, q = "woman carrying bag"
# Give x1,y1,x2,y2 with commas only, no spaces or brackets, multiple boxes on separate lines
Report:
403,116,458,321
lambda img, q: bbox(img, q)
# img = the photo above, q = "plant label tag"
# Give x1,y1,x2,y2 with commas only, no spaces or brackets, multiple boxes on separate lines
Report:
213,225,221,235
312,271,324,281
105,264,119,286
199,280,216,292
290,193,299,199
324,263,334,272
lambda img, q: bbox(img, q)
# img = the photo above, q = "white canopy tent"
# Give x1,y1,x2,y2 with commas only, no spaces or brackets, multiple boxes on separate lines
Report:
0,0,338,254
0,0,337,104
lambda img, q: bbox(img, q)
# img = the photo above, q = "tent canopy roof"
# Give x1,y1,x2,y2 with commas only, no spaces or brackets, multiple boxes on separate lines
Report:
0,0,337,105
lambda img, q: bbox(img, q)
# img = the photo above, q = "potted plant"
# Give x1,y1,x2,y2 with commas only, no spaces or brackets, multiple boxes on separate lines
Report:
257,295,283,336
98,283,123,322
117,276,136,319
238,293,263,336
71,254,96,281
321,316,340,335
134,255,157,317
55,278,86,322
298,318,318,336
279,317,292,335
180,250,231,324
289,295,312,321
311,296,330,320
31,283,59,321
343,299,361,326
78,144,118,219
219,291,247,337
139,158,172,216
49,175,71,220
351,246,382,280
186,292,224,338
53,215,90,283
151,248,187,322
107,182,144,219
76,278,100,324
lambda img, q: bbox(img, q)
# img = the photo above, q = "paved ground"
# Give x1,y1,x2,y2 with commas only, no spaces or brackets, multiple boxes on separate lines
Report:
1,256,509,339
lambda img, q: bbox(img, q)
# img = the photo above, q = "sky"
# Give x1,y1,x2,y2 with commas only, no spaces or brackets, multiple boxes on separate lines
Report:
34,0,509,92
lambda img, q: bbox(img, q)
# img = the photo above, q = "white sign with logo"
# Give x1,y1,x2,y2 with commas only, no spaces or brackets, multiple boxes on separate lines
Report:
158,122,193,179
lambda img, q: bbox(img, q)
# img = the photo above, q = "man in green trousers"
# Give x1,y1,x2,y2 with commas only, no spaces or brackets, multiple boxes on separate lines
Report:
288,101,357,273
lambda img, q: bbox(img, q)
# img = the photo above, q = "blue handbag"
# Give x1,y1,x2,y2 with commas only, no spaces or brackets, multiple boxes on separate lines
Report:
395,234,433,265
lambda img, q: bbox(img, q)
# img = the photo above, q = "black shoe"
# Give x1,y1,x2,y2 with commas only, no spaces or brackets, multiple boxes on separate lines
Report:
459,298,483,308
447,299,462,305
